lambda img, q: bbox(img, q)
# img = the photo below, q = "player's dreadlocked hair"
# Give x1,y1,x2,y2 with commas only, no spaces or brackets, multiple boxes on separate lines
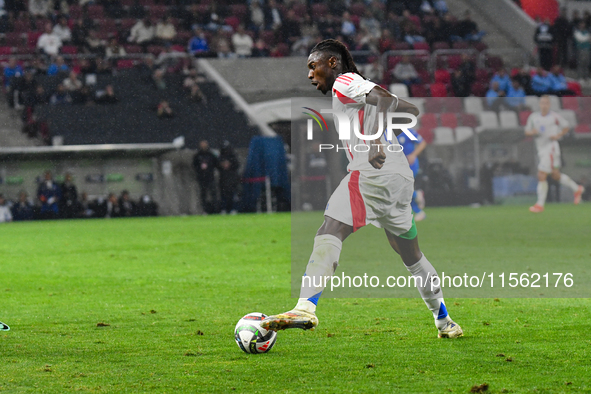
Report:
310,39,366,79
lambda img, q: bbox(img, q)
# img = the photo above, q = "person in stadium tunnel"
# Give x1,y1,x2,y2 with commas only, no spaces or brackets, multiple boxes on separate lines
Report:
261,39,463,339
193,140,219,215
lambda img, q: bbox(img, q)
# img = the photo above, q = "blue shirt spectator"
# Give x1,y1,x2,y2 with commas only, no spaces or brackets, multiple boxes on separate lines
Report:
486,81,502,107
37,171,61,216
47,56,69,76
505,80,526,108
3,59,23,88
548,71,567,91
490,69,511,93
531,70,552,94
188,29,209,55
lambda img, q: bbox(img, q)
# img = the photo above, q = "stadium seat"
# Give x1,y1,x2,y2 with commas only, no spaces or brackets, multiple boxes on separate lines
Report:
433,127,455,145
12,20,30,33
478,111,499,131
446,55,463,70
27,32,42,47
475,69,490,83
69,4,82,18
460,113,479,128
97,19,117,33
225,16,240,31
393,42,411,50
425,98,445,113
499,111,519,128
567,81,582,96
387,55,402,70
124,45,143,54
445,97,463,113
470,82,487,97
117,59,135,69
464,97,484,114
61,46,78,55
389,83,409,98
0,46,12,55
561,97,579,111
430,83,447,97
473,42,488,52
519,111,532,126
440,113,458,128
455,126,474,142
557,109,578,127
452,41,470,49
574,124,590,134
417,69,431,84
525,96,540,112
432,41,450,50
419,113,438,129
434,69,451,84
411,84,429,97
486,56,504,71
417,127,434,144
413,42,430,51
87,5,104,19
576,108,591,125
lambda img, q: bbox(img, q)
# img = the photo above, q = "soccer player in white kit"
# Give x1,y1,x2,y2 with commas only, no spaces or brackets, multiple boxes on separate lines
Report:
261,39,463,339
525,95,585,213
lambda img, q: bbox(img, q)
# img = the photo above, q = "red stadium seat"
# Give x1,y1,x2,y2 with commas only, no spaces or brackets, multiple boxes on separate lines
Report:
15,46,35,55
412,42,430,51
567,81,582,96
117,59,135,69
147,45,165,56
410,84,429,97
417,69,431,84
393,42,411,50
486,56,504,71
97,19,117,33
434,69,451,84
69,5,82,19
470,82,487,97
473,42,488,52
121,18,137,31
425,98,445,113
562,97,579,111
61,45,78,55
446,55,463,70
349,3,366,16
418,127,434,144
576,109,591,124
27,32,42,47
475,68,491,83
0,46,12,55
445,97,463,112
440,113,458,128
452,41,470,49
419,113,438,129
460,113,479,128
430,83,448,97
124,44,143,54
225,16,240,31
149,5,169,20
87,5,104,19
387,55,402,70
432,41,450,50
4,32,24,47
411,56,429,71
575,124,591,134
13,20,31,33
519,111,532,126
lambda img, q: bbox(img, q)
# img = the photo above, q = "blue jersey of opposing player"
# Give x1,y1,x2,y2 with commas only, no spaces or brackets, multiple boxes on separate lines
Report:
398,128,423,176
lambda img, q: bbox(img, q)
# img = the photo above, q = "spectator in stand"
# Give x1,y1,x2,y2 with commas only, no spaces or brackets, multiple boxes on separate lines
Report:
85,29,106,54
534,18,554,70
103,193,121,218
383,12,401,41
459,54,476,85
62,70,88,103
95,84,118,104
379,29,396,52
53,16,71,43
188,27,209,56
0,194,12,223
530,68,552,95
182,4,202,32
434,0,449,15
11,191,34,221
505,79,526,111
571,9,582,29
215,34,234,58
31,57,47,74
11,69,37,109
128,17,155,48
426,16,450,45
451,68,471,97
50,83,72,105
119,190,135,217
281,9,301,46
232,24,254,57
490,68,511,94
548,65,575,96
59,172,79,219
393,55,420,88
318,12,340,39
47,55,69,76
156,16,177,46
248,0,265,32
360,9,381,39
157,100,173,118
71,18,89,48
193,140,218,215
136,195,158,216
104,0,124,19
486,81,506,111
3,58,23,89
574,20,590,81
514,67,533,95
37,170,60,219
341,11,356,38
454,10,485,41
402,20,426,45
251,38,270,57
37,22,62,56
105,38,126,58
218,141,240,215
552,8,571,68
28,0,50,18
183,68,207,103
265,0,282,31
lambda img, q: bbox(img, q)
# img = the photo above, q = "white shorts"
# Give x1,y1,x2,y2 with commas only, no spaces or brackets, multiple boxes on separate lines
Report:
325,171,414,236
538,145,561,173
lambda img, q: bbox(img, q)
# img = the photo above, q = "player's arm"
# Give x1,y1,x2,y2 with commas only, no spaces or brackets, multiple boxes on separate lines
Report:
551,116,570,140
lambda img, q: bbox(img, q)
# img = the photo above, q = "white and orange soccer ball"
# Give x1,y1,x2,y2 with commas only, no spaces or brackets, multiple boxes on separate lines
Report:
234,312,277,354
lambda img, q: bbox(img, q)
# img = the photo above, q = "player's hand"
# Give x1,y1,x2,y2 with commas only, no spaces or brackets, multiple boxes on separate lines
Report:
550,135,560,141
407,154,416,165
368,143,386,169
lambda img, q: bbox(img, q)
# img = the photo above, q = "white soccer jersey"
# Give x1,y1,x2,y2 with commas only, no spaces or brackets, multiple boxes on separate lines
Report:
525,111,569,154
331,72,414,178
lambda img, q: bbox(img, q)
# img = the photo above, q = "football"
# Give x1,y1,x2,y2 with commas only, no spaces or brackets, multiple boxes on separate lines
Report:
234,312,277,354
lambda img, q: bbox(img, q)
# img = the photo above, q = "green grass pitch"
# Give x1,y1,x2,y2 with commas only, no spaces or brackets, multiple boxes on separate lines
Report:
1,205,590,393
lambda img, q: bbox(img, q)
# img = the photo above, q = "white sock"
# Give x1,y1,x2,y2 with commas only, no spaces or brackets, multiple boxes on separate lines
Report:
295,234,342,314
536,180,548,207
405,254,451,330
559,173,579,192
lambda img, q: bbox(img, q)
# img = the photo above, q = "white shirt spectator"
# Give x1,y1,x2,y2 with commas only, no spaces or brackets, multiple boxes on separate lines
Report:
0,205,12,223
63,75,82,91
232,31,254,57
29,0,49,17
128,20,155,44
156,21,177,41
393,62,419,81
37,32,62,55
53,23,72,42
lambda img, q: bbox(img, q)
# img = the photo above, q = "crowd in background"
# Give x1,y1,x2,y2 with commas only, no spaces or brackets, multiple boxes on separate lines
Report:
0,170,158,222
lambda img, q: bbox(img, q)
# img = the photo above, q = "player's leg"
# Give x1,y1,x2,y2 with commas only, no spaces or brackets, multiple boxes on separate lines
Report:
0,321,9,331
530,170,548,212
385,229,463,338
261,216,352,331
410,162,426,221
552,168,585,204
